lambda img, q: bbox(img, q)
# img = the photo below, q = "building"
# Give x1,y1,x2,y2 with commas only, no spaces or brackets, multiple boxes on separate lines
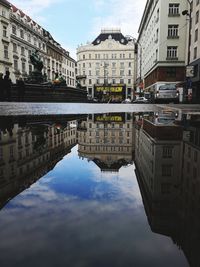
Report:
77,29,136,102
0,117,77,208
137,0,188,94
134,116,183,248
187,0,200,102
0,1,76,85
77,113,135,172
0,0,12,74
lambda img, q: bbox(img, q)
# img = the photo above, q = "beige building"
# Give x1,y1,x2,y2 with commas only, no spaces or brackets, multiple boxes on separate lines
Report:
0,0,76,85
0,118,77,207
77,29,136,102
137,0,188,93
0,0,12,74
77,113,135,172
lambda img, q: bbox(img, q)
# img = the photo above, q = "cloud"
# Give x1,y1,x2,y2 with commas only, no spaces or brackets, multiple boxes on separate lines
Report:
90,0,146,39
11,0,65,23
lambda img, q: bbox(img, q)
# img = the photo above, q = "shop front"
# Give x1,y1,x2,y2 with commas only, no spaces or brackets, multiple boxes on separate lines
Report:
94,84,126,103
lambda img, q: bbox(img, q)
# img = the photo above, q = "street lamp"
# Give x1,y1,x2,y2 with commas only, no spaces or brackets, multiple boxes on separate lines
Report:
125,35,142,99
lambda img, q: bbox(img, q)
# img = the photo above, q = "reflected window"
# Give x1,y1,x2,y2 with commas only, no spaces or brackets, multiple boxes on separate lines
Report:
162,146,173,158
161,183,171,194
162,165,172,177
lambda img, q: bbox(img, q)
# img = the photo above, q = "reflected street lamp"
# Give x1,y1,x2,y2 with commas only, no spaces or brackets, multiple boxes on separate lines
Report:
182,0,193,102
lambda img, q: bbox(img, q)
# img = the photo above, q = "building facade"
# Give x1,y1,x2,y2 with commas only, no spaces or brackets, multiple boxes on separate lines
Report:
188,0,200,101
0,1,76,85
0,0,12,75
77,113,135,172
77,29,136,102
137,0,188,94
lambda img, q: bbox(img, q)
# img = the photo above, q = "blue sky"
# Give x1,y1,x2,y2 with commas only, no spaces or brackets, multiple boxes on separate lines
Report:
11,0,147,58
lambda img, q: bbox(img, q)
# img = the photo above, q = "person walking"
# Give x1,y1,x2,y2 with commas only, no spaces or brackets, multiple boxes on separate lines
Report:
4,70,12,101
0,73,5,101
17,76,25,101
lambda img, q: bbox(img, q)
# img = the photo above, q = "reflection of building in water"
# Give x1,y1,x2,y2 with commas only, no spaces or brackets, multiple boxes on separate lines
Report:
0,119,77,208
77,113,135,172
179,118,200,267
134,118,183,237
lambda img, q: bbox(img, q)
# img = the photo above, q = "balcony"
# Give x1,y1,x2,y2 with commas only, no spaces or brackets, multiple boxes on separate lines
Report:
166,57,178,61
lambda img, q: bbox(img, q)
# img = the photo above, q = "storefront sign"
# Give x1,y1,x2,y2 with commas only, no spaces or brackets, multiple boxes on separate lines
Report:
95,86,123,93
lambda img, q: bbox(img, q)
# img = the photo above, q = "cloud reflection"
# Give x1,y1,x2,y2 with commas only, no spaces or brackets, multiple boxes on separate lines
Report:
0,147,188,267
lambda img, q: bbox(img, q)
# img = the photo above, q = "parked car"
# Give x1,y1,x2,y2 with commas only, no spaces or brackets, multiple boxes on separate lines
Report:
132,97,149,103
122,98,132,103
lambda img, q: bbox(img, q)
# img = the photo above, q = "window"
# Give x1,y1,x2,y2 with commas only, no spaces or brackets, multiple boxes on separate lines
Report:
168,25,179,37
128,62,131,67
12,25,17,35
21,47,25,56
197,0,200,5
4,45,8,59
112,79,115,84
3,26,7,37
128,70,131,75
194,47,197,59
120,79,124,84
163,146,173,158
167,46,177,59
20,29,24,39
89,79,92,84
14,59,18,70
120,62,124,68
166,67,176,77
195,29,198,42
168,3,179,15
196,11,199,24
112,62,116,68
120,70,124,76
13,43,17,53
161,183,171,194
22,62,26,73
162,165,172,176
112,69,116,76
128,79,131,84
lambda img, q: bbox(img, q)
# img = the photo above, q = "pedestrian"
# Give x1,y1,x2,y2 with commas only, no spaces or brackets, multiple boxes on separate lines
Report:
0,72,5,101
17,76,25,101
4,70,12,101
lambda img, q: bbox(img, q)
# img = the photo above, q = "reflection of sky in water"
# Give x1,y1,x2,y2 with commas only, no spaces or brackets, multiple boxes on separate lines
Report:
0,146,188,267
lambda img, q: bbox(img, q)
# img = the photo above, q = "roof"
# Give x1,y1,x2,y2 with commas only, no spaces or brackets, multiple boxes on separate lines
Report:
92,29,128,45
0,0,11,8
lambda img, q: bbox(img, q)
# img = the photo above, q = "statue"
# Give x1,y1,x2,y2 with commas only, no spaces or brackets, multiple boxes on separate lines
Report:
27,49,45,84
53,72,66,86
30,50,43,72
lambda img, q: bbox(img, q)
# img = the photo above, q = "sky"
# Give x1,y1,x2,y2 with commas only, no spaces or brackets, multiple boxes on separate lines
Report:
10,0,147,58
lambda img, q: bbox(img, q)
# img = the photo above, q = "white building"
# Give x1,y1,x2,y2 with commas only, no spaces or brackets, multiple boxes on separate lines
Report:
77,29,136,102
137,0,188,92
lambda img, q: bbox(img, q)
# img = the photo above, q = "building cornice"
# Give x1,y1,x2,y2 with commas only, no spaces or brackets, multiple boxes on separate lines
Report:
143,60,186,79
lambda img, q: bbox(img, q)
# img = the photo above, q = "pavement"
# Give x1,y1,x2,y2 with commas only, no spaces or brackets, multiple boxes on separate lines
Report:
0,102,199,116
